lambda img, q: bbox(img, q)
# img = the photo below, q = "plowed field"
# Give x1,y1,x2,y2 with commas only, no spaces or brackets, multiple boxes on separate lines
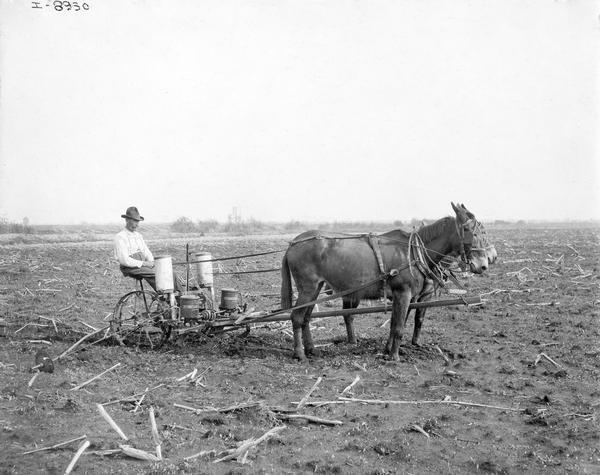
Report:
1,225,598,474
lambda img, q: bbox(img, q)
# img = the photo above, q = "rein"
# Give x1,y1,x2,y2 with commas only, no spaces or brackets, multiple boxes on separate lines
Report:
173,248,286,266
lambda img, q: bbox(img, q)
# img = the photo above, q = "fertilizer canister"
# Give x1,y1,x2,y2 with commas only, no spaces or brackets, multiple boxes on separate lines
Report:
179,294,200,320
155,255,174,292
220,288,241,310
195,252,213,286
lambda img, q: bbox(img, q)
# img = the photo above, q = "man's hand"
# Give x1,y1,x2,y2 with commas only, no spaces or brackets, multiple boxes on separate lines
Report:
141,260,154,268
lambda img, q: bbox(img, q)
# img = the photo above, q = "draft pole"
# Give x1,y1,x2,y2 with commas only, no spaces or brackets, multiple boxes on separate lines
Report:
185,243,190,293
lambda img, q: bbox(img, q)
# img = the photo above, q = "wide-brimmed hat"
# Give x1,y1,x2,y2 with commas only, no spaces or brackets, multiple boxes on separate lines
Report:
121,206,144,221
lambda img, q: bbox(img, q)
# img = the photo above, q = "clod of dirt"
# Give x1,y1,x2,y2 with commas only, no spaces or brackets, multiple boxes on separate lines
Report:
75,351,91,362
373,444,391,456
234,406,279,426
422,417,442,434
372,442,411,462
342,440,368,452
56,398,81,412
34,349,54,373
223,467,249,475
472,460,509,474
43,462,61,474
298,460,342,474
202,413,226,425
7,430,34,444
1,386,18,399
529,394,552,405
526,413,549,426
498,365,517,375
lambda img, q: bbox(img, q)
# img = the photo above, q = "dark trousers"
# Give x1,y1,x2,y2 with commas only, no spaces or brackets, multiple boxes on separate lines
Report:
120,266,185,292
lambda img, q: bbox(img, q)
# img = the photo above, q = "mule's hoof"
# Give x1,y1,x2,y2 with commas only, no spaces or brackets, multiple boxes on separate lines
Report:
293,351,308,362
384,346,406,361
305,347,321,358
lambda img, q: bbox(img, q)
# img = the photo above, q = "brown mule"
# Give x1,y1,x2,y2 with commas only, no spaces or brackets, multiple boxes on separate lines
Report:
280,202,489,362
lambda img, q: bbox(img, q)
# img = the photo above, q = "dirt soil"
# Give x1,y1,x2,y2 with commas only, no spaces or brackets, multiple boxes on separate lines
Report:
1,226,599,474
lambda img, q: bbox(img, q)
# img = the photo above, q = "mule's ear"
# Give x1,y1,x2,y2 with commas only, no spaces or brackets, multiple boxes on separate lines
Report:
461,203,476,219
451,202,460,214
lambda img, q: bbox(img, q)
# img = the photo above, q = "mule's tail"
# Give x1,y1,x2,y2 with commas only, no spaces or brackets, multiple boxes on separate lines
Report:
281,252,294,309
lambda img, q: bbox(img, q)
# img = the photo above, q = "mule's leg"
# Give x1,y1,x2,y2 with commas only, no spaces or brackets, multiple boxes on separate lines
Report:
343,297,360,344
291,286,318,362
290,303,308,362
403,308,413,326
302,282,324,356
290,283,323,361
412,281,435,346
386,292,404,354
412,308,427,346
385,288,412,361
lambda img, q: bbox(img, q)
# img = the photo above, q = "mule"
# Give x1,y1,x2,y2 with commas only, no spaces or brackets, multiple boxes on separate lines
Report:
484,240,498,264
472,220,497,264
325,229,492,346
280,202,488,361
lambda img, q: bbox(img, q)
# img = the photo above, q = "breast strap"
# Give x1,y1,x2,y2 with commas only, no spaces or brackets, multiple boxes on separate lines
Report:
367,234,386,275
367,234,390,312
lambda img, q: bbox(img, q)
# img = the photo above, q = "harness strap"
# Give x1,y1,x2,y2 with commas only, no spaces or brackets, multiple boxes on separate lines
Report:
368,234,386,275
408,232,416,278
446,269,465,289
367,234,389,312
410,231,448,289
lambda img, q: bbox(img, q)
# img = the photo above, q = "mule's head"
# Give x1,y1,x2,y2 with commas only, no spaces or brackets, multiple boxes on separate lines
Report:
469,233,490,274
471,217,497,266
451,202,488,274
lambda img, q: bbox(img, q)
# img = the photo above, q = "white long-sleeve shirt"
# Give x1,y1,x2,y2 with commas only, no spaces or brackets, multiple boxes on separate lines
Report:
113,229,154,268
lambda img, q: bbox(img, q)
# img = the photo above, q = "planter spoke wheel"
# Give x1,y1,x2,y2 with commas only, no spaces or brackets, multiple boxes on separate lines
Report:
111,290,172,348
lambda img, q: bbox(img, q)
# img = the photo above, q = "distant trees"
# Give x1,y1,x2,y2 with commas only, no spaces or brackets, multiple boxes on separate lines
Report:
222,217,270,234
284,220,305,231
0,217,34,234
170,217,199,233
168,216,452,235
196,219,219,234
170,216,271,235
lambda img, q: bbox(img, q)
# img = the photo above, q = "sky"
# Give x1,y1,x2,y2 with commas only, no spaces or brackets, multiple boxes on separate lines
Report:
0,0,598,225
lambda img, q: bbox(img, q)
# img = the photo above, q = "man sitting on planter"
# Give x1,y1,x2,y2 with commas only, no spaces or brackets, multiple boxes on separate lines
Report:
114,206,185,292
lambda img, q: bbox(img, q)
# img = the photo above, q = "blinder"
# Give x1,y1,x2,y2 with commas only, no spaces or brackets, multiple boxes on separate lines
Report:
457,219,476,263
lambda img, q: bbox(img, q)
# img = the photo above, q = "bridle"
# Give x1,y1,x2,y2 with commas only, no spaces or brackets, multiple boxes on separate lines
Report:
469,220,495,253
455,217,476,264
